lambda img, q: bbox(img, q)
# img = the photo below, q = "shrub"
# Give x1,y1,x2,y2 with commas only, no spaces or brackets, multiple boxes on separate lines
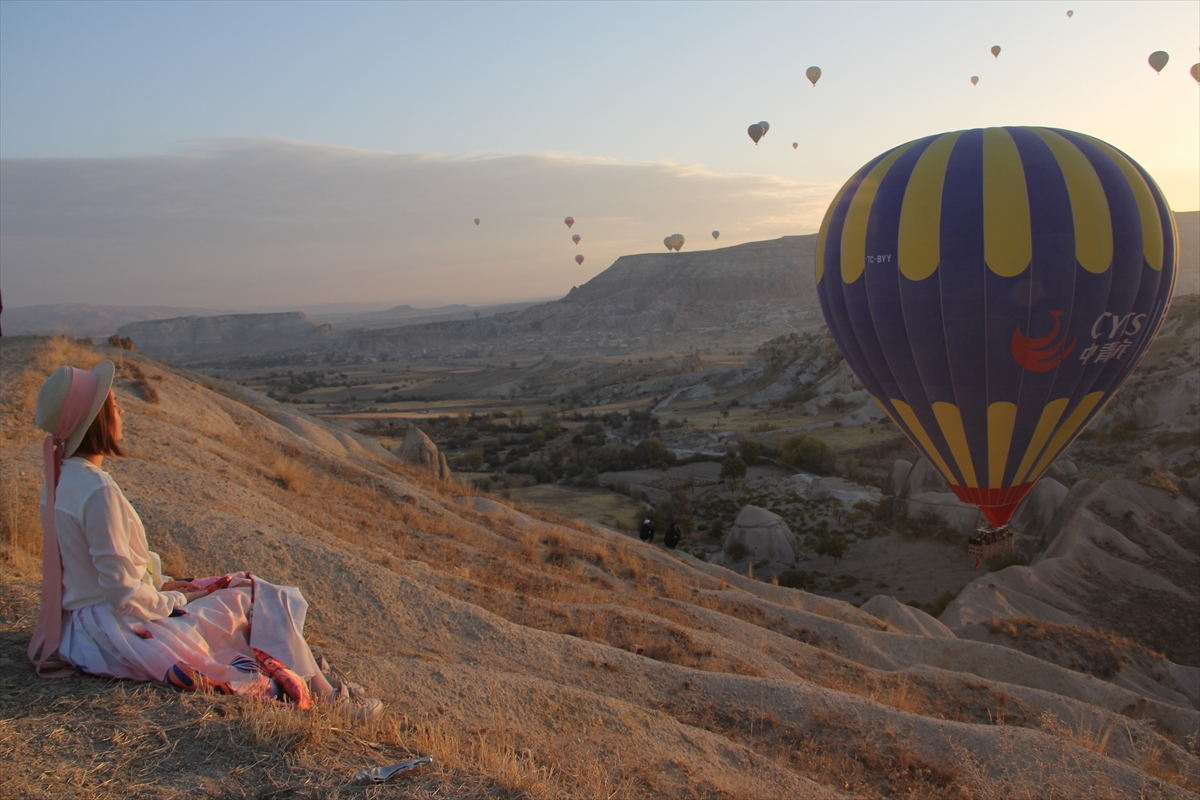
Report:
777,569,813,591
529,461,555,484
720,457,747,481
725,540,747,561
780,434,837,474
738,440,761,466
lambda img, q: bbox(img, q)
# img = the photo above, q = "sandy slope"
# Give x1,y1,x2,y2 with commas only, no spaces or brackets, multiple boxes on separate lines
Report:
1,337,1197,798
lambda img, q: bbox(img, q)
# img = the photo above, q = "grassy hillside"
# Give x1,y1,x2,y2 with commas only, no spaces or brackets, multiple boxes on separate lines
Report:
1,336,1196,799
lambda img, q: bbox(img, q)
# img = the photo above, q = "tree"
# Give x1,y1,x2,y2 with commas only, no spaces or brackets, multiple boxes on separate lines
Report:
720,457,748,481
814,534,847,564
633,437,670,469
739,440,761,466
781,434,837,475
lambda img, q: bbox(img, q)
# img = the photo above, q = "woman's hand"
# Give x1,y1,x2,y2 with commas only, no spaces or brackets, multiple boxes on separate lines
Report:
161,580,200,592
183,589,213,603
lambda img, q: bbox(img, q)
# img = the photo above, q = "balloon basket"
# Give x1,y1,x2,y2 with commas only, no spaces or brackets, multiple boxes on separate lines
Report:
967,525,1016,561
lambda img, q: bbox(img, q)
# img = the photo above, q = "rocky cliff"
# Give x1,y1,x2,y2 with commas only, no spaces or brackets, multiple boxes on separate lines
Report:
117,312,334,361
347,234,820,357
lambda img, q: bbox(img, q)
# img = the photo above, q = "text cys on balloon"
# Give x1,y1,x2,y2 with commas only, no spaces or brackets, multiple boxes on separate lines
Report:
814,126,1177,528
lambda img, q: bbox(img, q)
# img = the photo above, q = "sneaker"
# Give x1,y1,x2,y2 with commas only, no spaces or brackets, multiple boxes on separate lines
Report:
318,656,384,725
331,693,385,725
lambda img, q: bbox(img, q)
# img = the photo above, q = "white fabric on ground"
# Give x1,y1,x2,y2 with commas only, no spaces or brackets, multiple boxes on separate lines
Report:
61,575,320,687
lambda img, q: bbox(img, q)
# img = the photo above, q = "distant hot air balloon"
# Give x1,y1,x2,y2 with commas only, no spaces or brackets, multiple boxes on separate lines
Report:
664,237,674,251
474,218,480,226
747,123,764,145
712,230,720,240
572,234,581,244
759,121,770,137
970,76,979,86
806,66,821,86
792,142,798,149
1066,9,1073,17
1192,63,1200,83
575,254,585,265
1148,51,1169,74
564,216,575,229
668,234,685,252
816,126,1177,531
991,45,1001,58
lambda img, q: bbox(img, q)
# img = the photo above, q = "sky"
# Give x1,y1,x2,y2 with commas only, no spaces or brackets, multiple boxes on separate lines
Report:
1,0,1197,311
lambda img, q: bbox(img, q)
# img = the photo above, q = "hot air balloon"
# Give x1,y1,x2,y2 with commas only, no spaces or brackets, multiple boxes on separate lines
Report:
793,142,799,149
991,45,1001,58
668,234,685,252
747,124,764,145
759,121,770,137
1066,9,1073,17
970,76,979,86
572,234,581,244
474,218,480,226
712,231,720,240
664,237,674,251
1192,63,1200,83
564,216,575,229
815,126,1177,531
1148,51,1169,74
575,254,585,265
806,66,821,86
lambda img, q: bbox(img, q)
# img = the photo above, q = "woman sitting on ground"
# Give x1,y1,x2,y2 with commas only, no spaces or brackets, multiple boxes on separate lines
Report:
29,361,382,722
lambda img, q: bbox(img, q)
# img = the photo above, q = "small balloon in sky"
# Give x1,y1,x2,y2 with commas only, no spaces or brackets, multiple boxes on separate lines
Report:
664,236,674,251
712,230,720,240
564,216,575,228
991,45,1001,58
806,66,821,86
572,234,581,244
575,254,584,265
1191,63,1200,83
1148,51,1169,74
665,233,684,252
792,142,798,149
970,76,979,86
747,123,764,145
474,218,480,226
1066,9,1073,17
759,121,770,137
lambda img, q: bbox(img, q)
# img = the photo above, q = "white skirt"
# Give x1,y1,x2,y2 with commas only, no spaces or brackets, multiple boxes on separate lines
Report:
60,574,320,694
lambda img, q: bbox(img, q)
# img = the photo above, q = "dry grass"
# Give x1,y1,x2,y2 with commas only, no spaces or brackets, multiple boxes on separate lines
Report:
120,361,161,405
2,337,1193,799
983,617,1167,679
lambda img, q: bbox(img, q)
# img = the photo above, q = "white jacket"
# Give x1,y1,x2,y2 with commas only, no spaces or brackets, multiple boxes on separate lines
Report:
41,458,186,621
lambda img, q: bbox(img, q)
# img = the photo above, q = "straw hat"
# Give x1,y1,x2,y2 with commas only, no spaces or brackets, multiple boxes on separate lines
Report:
35,361,116,458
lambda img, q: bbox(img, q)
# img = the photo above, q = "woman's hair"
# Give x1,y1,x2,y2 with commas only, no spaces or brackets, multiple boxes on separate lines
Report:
74,392,124,458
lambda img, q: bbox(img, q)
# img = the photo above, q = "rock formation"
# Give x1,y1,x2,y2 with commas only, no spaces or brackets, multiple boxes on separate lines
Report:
397,425,451,480
860,594,957,638
721,505,796,566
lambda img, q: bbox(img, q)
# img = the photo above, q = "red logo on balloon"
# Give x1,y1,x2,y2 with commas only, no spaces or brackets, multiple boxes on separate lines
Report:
1012,311,1076,372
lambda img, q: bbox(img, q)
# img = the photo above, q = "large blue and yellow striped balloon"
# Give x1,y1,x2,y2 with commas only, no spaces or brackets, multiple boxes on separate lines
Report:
816,127,1177,527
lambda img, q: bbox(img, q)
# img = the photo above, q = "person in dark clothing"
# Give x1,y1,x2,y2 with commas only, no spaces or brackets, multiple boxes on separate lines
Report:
638,519,655,543
663,522,682,549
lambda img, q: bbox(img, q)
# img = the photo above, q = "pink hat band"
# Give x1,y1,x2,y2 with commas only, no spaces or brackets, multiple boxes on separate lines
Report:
29,367,101,677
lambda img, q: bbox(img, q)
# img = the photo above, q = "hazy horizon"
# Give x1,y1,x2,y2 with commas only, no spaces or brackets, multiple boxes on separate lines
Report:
2,1,1197,310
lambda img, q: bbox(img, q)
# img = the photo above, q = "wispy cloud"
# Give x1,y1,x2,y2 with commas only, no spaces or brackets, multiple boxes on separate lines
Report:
1,138,835,309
